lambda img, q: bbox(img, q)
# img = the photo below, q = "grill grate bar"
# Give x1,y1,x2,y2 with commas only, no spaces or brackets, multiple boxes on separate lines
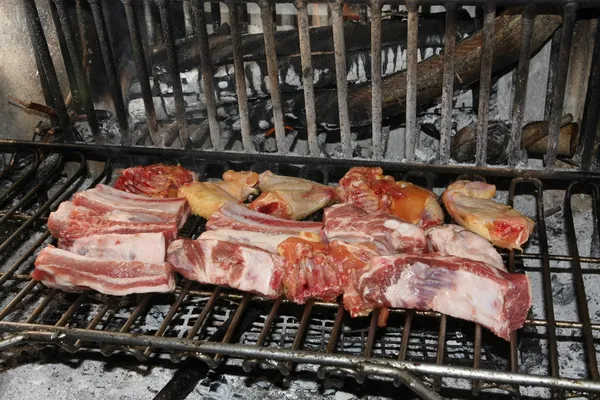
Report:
507,6,535,167
432,315,447,391
0,153,40,206
398,310,413,361
545,3,577,169
564,183,600,380
122,0,160,143
214,293,251,364
281,299,314,375
579,20,600,171
439,3,457,164
259,0,288,153
0,155,86,256
72,298,117,350
55,293,88,327
228,0,255,152
53,0,101,143
0,280,39,321
405,1,419,162
363,308,379,360
369,0,383,159
25,289,58,323
143,281,194,357
183,0,195,36
157,0,189,148
89,0,129,140
474,2,496,167
192,0,223,150
296,0,320,156
331,0,353,158
22,0,72,141
242,296,283,371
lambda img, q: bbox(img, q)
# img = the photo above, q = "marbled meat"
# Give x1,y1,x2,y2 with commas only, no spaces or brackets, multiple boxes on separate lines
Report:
32,245,175,296
167,238,285,298
113,164,198,198
357,253,532,340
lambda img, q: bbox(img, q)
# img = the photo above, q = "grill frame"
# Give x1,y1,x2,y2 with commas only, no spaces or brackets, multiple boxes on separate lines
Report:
1,142,600,398
17,0,600,169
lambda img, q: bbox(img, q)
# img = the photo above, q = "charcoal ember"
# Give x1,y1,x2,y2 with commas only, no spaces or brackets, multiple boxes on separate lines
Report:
451,120,511,164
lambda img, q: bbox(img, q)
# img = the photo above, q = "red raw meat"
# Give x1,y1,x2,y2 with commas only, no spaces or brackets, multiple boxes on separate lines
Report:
32,245,175,296
73,184,190,229
323,204,427,254
58,211,178,248
336,167,444,229
68,232,167,264
113,164,198,198
206,201,322,235
277,234,343,303
167,238,284,298
48,201,165,238
357,253,532,340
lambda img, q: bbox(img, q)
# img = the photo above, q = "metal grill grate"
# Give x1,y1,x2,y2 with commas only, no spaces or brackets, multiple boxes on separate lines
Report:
0,143,599,398
13,0,600,170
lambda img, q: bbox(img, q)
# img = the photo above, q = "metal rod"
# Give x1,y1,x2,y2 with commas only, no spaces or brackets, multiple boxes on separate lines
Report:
214,293,251,364
296,0,319,156
0,155,86,255
6,324,600,393
475,2,496,167
89,0,130,141
228,0,254,152
363,308,379,358
439,3,457,164
55,293,88,327
122,0,161,145
144,0,156,46
331,0,352,158
472,324,483,395
22,0,72,141
282,299,314,375
73,299,116,349
143,281,193,356
183,0,196,36
405,0,419,162
544,28,561,122
54,0,101,143
508,6,535,167
0,280,39,321
256,0,286,153
157,0,189,148
326,302,345,354
564,182,599,380
579,18,600,171
191,0,222,150
433,314,447,391
25,290,58,323
398,310,413,361
545,3,577,169
370,0,383,159
4,140,600,181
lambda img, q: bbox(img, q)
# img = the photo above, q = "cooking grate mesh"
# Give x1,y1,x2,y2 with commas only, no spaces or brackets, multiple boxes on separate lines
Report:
0,144,599,398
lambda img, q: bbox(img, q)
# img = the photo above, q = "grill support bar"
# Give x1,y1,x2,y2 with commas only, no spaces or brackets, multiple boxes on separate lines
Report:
2,323,600,393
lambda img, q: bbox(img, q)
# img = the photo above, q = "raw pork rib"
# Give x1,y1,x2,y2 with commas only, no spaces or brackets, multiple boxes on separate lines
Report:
442,180,534,250
323,204,426,254
206,201,322,235
199,229,293,254
58,212,178,248
67,232,167,264
32,246,175,296
113,164,198,198
357,253,532,340
177,170,259,219
278,234,343,303
336,167,444,229
48,201,165,238
166,238,284,298
73,184,189,228
426,224,505,271
248,171,337,220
